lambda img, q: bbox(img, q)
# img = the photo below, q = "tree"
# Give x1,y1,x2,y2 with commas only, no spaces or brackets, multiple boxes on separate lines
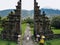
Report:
22,17,34,24
1,16,8,28
6,42,10,45
26,17,34,24
0,16,2,27
22,17,34,28
51,16,60,29
0,16,1,20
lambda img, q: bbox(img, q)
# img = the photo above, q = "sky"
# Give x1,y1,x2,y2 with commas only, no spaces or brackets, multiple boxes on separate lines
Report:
0,0,60,10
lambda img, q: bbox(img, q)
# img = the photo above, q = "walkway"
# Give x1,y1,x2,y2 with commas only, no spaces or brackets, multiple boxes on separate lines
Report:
22,24,35,45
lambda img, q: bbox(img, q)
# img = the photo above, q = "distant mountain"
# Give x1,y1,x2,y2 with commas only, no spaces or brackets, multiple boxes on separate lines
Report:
0,8,60,18
41,8,60,16
0,9,14,17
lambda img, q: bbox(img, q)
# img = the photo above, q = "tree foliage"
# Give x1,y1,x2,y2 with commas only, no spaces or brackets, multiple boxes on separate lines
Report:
51,16,60,29
25,17,34,24
22,17,34,24
0,16,2,27
22,17,34,28
0,16,8,28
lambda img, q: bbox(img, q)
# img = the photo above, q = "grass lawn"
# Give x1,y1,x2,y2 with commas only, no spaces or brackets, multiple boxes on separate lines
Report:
52,29,60,34
20,23,27,45
30,28,34,34
45,29,60,45
45,38,60,45
0,28,3,34
21,23,27,36
0,39,17,45
0,28,3,31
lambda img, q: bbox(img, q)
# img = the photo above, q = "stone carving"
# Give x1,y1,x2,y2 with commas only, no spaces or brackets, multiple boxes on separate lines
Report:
34,0,53,39
1,0,21,41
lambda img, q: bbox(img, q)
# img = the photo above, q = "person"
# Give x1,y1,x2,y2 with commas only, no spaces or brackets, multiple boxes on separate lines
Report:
26,35,29,41
39,35,45,45
39,38,44,45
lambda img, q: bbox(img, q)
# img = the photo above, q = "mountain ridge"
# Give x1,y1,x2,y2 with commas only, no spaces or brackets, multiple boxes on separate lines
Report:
0,8,60,18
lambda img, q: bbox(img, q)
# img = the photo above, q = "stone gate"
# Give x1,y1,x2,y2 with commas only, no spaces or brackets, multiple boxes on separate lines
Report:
1,0,53,42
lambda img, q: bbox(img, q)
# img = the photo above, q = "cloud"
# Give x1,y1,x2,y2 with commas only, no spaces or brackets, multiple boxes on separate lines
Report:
0,0,60,10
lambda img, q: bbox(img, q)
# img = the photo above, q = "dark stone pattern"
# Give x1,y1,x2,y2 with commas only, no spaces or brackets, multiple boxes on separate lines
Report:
1,0,21,41
1,0,54,42
34,0,53,39
54,34,60,38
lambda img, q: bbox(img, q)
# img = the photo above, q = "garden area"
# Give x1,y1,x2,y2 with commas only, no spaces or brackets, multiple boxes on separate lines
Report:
0,39,16,45
45,38,60,45
52,29,60,34
21,23,27,36
0,16,60,45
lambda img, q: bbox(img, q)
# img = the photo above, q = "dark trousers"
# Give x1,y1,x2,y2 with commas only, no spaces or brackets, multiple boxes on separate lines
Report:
39,43,44,45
